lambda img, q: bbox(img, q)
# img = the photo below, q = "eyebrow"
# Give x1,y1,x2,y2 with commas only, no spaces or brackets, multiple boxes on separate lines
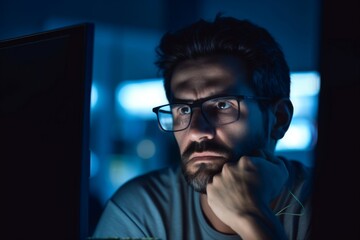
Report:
170,85,242,104
171,93,236,104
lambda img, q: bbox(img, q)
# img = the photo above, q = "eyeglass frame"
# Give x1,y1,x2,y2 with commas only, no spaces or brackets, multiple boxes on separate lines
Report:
152,94,274,132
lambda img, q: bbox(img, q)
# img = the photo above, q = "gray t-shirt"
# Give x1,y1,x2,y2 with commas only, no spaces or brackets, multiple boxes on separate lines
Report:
93,159,313,240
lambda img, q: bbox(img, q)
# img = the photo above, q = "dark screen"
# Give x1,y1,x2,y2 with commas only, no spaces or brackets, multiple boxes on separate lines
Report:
311,0,360,238
0,23,94,240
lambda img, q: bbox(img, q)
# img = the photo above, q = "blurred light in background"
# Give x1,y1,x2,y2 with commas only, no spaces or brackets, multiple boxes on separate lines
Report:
276,71,320,152
116,79,168,119
276,118,317,151
108,155,144,188
90,151,100,178
290,71,320,97
136,139,156,159
91,84,99,109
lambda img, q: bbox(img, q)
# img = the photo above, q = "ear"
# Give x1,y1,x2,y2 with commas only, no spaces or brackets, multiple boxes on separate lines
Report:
270,98,293,140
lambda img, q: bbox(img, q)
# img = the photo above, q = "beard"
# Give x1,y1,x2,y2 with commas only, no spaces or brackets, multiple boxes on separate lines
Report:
181,135,268,194
181,140,236,194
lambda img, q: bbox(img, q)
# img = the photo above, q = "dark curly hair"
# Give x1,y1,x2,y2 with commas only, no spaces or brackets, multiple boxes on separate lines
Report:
155,14,290,103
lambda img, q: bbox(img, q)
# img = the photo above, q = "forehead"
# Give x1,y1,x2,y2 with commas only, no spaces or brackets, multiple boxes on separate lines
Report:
170,55,252,100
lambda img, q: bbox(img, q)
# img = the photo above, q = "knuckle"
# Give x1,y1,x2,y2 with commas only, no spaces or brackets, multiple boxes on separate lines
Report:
222,162,234,174
222,162,229,172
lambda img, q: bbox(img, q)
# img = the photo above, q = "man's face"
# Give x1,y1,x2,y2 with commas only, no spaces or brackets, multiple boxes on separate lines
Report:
170,55,271,193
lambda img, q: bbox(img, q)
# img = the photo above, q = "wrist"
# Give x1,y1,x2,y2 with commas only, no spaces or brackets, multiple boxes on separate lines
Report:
230,206,288,240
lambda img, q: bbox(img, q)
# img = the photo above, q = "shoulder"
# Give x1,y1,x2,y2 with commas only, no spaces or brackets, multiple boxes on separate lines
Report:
281,158,313,184
110,164,183,205
276,158,314,239
120,164,181,190
280,157,314,204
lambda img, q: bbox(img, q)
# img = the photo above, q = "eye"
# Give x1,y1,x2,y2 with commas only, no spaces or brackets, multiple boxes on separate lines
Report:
216,101,231,110
179,105,191,115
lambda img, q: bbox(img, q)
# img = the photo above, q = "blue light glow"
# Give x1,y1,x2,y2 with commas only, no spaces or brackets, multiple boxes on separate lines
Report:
90,151,100,178
91,84,98,109
290,71,320,97
276,118,316,151
116,79,168,118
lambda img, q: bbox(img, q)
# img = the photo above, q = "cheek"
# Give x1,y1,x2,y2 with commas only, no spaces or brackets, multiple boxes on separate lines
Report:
219,103,253,148
218,123,248,149
174,132,187,154
237,102,267,140
219,113,267,155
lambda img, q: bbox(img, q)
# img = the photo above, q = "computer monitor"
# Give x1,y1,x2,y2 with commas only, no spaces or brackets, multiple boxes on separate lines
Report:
309,0,360,238
0,23,94,239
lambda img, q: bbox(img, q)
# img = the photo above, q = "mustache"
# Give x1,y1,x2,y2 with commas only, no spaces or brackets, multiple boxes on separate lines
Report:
182,141,233,160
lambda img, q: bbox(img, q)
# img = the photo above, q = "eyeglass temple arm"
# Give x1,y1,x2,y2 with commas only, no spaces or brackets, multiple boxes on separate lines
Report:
153,108,172,114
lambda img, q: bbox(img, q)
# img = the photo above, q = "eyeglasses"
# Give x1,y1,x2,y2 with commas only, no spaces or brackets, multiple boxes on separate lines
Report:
152,95,273,132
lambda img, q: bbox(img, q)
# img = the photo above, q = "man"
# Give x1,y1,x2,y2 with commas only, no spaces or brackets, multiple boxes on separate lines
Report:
93,15,313,240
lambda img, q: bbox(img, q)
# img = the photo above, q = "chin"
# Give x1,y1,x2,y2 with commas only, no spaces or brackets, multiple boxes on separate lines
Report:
182,162,223,194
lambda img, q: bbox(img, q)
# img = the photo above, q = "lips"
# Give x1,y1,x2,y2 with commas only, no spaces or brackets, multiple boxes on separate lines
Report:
189,152,227,163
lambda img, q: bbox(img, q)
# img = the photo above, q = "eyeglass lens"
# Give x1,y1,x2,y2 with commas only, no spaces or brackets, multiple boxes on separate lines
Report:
157,97,240,131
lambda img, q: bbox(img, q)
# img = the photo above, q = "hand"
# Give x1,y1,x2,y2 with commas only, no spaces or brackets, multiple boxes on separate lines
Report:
206,150,289,239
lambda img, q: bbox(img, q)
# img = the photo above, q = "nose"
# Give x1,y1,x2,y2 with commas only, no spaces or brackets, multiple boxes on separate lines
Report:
187,108,215,142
